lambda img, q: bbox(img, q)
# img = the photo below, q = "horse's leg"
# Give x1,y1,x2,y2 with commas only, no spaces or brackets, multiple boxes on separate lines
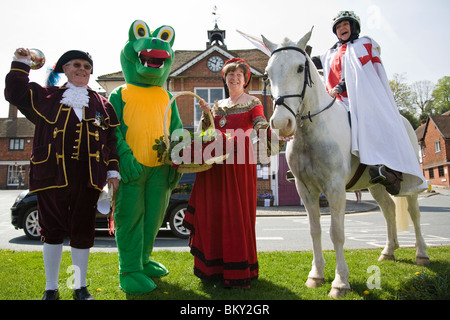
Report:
327,188,350,298
406,194,430,265
300,188,326,288
369,185,398,261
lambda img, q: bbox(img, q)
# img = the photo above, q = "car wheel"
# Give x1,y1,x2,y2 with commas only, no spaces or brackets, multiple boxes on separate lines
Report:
168,204,190,239
23,206,41,240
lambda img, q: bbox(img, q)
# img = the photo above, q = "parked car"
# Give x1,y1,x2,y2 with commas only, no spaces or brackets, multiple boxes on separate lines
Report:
11,173,195,240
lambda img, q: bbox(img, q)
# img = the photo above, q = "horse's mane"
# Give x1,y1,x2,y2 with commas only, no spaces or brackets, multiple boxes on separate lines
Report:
280,37,295,47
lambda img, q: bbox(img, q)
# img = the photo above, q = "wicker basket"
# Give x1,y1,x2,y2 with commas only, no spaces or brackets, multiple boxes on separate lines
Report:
162,91,229,173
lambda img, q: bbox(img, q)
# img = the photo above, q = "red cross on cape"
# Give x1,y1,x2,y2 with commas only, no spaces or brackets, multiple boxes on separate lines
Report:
358,43,381,66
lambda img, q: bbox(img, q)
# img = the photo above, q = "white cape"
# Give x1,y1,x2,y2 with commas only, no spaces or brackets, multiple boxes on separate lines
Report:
322,36,426,195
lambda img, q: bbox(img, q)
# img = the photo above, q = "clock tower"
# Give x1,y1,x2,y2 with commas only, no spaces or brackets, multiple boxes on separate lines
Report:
207,23,226,49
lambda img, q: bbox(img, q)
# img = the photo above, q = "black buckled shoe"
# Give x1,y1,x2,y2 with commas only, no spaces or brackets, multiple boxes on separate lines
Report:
369,165,403,195
73,286,95,300
42,289,60,300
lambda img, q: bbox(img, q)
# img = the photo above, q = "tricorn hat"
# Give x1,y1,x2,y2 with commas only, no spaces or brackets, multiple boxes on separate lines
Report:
54,50,93,74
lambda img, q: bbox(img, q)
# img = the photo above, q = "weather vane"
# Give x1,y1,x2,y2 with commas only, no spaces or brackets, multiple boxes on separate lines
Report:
212,5,220,27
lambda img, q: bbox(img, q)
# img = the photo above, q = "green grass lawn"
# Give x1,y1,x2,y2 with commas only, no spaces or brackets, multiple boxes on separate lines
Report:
1,246,449,301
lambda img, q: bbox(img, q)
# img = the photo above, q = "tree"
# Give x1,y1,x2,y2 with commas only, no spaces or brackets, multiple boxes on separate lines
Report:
389,74,421,128
431,76,450,115
399,109,420,129
411,80,435,116
390,73,414,113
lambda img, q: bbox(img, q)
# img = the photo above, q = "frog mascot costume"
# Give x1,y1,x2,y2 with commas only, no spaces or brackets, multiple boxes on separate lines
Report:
109,20,182,294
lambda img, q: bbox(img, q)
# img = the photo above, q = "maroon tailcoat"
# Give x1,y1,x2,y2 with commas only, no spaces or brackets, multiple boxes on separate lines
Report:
5,61,120,192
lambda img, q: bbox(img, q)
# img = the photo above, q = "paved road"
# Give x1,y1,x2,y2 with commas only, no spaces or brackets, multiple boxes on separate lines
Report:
255,188,450,251
1,188,449,252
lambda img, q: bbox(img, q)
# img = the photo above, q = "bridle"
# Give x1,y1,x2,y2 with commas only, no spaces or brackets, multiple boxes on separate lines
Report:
270,46,336,123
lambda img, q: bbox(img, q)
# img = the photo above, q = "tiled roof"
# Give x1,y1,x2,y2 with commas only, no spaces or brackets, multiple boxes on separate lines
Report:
97,47,269,80
97,71,124,80
0,118,35,138
415,122,426,141
228,49,269,74
416,114,450,141
430,114,450,139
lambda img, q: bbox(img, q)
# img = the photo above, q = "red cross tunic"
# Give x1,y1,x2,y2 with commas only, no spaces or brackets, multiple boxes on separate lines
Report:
320,36,427,195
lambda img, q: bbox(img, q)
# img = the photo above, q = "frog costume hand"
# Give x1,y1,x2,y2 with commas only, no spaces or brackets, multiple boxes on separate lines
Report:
109,20,182,295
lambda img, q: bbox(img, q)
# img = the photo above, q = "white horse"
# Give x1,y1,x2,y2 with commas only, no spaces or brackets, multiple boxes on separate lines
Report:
263,29,430,298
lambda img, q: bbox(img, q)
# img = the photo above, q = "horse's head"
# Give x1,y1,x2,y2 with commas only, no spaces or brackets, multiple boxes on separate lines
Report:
263,28,313,137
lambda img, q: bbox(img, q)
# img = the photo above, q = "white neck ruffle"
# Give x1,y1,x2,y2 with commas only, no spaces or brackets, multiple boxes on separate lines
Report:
60,82,89,121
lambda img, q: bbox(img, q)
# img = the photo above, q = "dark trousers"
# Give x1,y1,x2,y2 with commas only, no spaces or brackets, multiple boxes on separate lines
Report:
37,160,101,249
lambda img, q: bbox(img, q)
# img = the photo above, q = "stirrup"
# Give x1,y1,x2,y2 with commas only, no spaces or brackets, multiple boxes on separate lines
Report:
369,165,402,195
286,170,295,183
369,166,387,184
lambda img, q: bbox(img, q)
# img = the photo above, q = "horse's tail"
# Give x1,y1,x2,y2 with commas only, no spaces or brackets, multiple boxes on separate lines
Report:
393,196,410,231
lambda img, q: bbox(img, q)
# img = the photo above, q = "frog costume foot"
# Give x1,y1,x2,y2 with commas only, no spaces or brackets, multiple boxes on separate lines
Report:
143,260,168,278
119,272,157,294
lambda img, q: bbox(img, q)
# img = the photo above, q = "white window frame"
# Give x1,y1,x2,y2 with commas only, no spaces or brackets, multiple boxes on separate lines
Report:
9,138,24,151
7,165,24,187
435,141,441,153
194,87,225,127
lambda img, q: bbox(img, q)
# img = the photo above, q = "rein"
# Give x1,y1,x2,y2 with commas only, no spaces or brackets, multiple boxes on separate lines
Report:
270,46,335,122
300,97,336,123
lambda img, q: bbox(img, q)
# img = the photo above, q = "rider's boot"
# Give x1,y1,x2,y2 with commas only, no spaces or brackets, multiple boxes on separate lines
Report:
369,165,403,195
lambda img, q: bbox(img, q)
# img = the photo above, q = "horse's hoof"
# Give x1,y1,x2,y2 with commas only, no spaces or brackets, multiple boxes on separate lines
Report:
378,254,395,262
415,256,430,266
328,287,350,299
305,277,324,288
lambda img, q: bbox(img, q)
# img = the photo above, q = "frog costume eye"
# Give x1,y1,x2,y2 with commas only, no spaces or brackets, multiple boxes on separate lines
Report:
132,20,150,40
153,26,175,46
122,20,175,86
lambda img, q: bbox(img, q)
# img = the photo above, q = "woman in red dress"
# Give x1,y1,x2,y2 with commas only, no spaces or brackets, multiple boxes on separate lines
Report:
183,58,275,289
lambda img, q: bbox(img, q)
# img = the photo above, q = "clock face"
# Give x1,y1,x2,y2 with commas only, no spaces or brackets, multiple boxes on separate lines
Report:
207,56,224,72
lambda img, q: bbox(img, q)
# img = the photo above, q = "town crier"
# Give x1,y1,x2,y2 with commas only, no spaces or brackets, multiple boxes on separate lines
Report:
4,49,120,300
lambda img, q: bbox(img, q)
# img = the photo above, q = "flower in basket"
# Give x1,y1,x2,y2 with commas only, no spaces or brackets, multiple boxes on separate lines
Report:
153,128,232,168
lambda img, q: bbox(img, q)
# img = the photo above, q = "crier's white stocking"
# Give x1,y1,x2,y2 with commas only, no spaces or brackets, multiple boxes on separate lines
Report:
43,243,63,290
71,248,90,289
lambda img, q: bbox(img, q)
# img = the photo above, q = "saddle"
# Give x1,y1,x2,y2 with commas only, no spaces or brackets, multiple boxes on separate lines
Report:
285,164,402,195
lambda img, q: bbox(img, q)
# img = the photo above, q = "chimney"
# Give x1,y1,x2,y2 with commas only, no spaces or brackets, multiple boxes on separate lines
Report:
8,104,18,119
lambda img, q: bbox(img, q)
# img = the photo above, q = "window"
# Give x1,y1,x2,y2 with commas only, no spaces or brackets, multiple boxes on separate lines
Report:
429,168,434,179
9,138,24,151
438,166,444,177
194,88,225,127
7,165,24,187
435,141,441,153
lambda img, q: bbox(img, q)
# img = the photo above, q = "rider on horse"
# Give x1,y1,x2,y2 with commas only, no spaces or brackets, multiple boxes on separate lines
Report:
311,11,426,195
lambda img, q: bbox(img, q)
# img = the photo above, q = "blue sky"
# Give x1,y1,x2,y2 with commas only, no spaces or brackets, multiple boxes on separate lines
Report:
1,0,448,117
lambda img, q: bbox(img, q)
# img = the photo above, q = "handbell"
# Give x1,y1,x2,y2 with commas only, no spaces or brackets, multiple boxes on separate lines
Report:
18,48,46,70
96,184,113,215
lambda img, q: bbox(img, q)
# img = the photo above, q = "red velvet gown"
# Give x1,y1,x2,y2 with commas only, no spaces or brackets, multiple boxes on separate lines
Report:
183,99,267,288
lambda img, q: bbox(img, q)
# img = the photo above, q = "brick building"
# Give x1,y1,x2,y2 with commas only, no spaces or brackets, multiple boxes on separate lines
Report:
416,112,450,187
0,105,34,189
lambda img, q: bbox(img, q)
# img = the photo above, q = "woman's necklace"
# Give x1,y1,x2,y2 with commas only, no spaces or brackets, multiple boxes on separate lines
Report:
219,92,245,127
227,91,245,107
